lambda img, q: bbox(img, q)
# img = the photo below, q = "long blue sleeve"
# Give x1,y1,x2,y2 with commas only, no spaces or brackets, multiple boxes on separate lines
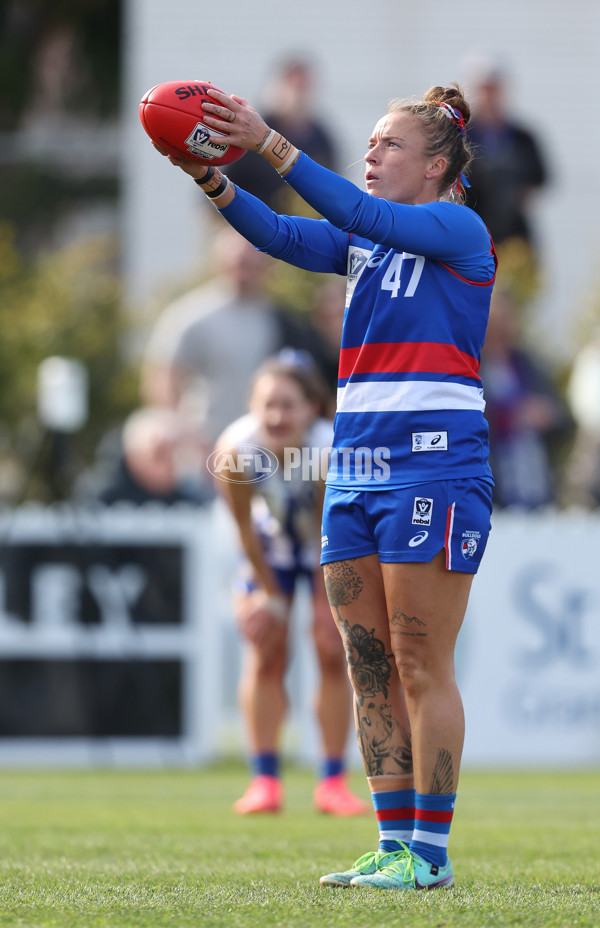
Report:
283,153,493,271
219,185,348,275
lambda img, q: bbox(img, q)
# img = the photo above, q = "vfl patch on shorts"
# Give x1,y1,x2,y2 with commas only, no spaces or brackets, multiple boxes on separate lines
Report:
320,478,493,573
412,496,433,525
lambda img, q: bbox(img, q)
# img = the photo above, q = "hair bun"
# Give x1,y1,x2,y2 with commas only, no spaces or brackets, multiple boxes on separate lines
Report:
423,83,470,125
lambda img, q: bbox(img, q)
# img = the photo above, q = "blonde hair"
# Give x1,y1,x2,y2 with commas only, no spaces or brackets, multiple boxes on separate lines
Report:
388,84,472,200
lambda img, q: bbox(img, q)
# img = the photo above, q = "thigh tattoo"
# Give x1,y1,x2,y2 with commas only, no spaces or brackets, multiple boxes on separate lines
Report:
324,561,391,697
323,560,364,612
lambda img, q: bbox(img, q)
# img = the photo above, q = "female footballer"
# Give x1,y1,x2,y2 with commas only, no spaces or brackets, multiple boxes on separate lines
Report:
214,354,367,818
154,81,496,891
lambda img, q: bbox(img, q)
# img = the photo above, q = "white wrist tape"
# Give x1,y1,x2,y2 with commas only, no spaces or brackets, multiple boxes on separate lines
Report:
257,128,276,154
275,147,300,175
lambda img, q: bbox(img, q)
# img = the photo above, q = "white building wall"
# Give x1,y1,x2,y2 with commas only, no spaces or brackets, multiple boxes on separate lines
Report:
122,0,600,356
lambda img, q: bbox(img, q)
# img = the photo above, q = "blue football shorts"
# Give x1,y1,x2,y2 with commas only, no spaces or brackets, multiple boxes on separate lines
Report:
320,477,493,574
235,561,314,596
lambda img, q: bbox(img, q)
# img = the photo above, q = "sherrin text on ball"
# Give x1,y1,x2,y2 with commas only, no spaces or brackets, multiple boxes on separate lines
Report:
139,80,246,166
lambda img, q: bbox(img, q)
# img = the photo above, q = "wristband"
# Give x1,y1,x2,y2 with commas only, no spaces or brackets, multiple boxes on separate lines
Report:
194,166,215,186
275,147,300,176
204,176,229,199
257,128,276,154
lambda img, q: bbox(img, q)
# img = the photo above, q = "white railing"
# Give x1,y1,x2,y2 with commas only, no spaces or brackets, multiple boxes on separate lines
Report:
0,502,598,767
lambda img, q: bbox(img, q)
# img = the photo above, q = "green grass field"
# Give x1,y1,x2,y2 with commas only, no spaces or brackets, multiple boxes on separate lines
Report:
0,762,597,927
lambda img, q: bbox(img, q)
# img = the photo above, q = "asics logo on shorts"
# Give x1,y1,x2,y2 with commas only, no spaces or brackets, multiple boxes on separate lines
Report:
408,530,429,547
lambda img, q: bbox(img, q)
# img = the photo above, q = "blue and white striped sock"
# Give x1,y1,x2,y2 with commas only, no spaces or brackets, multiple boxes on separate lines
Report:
371,788,415,852
410,791,456,866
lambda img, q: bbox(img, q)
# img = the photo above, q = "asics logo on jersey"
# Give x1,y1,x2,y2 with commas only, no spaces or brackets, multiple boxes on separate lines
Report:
408,530,429,547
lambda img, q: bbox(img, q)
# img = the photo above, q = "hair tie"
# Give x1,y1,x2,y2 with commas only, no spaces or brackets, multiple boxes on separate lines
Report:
437,102,466,136
451,173,471,196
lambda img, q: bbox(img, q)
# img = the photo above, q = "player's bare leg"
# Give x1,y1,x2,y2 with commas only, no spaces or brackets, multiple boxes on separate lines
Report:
324,555,412,778
311,572,367,815
380,550,472,794
234,593,290,813
237,630,289,756
319,555,413,884
347,551,471,889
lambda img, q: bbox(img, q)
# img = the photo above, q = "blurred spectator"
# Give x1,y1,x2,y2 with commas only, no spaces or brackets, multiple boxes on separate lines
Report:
224,55,339,212
481,291,570,509
141,226,336,480
77,406,206,506
308,277,345,401
462,55,549,253
561,332,600,507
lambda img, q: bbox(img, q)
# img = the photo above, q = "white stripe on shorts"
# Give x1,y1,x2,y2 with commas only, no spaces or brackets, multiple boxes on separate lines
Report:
445,501,455,570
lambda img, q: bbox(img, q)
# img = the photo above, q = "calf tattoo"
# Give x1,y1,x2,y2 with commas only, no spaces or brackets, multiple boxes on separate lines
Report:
430,748,454,793
355,698,413,776
324,560,411,776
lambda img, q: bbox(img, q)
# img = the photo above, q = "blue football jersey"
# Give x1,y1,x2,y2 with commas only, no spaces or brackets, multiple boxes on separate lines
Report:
220,153,496,488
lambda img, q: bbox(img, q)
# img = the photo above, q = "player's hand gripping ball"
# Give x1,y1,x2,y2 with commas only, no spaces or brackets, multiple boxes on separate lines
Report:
139,80,246,166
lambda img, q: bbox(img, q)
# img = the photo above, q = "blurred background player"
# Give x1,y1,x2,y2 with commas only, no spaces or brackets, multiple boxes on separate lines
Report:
141,226,337,494
214,354,367,816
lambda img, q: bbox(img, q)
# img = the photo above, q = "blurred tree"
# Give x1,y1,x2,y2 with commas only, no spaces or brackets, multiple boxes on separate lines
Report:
0,222,138,501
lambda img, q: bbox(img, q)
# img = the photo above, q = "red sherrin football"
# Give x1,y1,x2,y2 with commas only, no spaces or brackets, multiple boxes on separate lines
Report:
139,80,246,166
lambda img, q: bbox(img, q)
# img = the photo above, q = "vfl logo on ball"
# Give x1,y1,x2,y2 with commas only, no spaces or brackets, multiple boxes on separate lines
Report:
206,444,279,484
185,122,229,159
461,530,481,559
412,497,433,525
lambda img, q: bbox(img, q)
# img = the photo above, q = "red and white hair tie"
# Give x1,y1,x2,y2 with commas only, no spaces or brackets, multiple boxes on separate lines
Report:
437,102,466,136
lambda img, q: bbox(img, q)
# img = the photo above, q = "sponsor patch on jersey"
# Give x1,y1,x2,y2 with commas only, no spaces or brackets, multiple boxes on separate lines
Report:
345,246,371,307
412,497,433,525
461,530,481,559
412,431,448,452
321,534,329,548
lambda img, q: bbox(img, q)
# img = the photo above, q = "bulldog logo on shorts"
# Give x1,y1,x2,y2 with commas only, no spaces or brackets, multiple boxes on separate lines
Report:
461,530,481,559
412,497,433,525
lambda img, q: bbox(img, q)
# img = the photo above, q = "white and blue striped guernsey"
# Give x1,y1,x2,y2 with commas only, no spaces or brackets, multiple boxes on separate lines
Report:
219,151,497,489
